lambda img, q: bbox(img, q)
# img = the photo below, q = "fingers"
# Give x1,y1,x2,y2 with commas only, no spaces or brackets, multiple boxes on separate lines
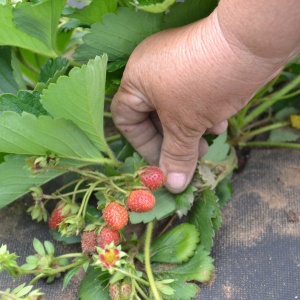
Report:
205,120,228,135
111,90,163,166
159,125,206,194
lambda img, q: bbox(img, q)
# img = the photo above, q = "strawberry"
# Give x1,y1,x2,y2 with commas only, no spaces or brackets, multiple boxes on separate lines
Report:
49,199,79,230
103,202,128,230
49,202,66,230
109,282,120,300
81,230,97,254
139,166,166,190
127,190,155,213
120,281,132,299
97,226,120,249
109,281,132,300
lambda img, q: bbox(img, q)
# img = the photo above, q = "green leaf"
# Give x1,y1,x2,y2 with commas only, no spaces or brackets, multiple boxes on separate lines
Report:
175,185,195,217
41,55,110,154
0,154,91,209
63,266,81,289
73,7,163,62
25,255,39,265
0,91,48,116
12,283,26,294
0,47,19,95
50,229,81,244
18,48,48,84
38,57,69,83
150,223,199,263
33,238,45,256
119,152,144,174
216,177,232,207
130,188,176,224
14,0,66,52
202,131,230,162
11,50,26,91
107,60,127,72
62,0,117,25
167,281,199,300
35,57,69,93
85,205,102,224
163,0,218,29
156,244,214,283
79,267,110,300
133,0,176,13
0,5,53,56
15,285,33,298
0,152,6,163
188,189,221,251
0,111,106,162
268,127,300,142
44,241,55,255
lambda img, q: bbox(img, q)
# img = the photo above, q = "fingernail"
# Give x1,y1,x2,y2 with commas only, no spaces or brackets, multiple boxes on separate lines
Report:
166,173,187,192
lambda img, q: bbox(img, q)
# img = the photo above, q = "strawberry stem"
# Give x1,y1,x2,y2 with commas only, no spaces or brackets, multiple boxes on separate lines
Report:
0,291,20,300
110,179,128,195
133,280,150,300
72,179,86,203
54,253,85,260
114,268,149,286
144,222,160,300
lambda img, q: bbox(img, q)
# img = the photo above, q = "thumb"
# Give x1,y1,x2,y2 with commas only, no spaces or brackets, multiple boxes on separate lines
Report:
159,128,206,194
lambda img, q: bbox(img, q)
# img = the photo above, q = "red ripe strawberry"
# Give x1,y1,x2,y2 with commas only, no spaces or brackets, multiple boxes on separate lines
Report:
49,202,66,230
49,199,79,231
139,166,166,190
127,190,155,213
81,230,97,254
103,202,128,230
96,226,120,249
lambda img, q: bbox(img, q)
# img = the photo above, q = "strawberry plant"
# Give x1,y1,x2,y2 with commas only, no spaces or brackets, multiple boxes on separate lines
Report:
0,0,299,299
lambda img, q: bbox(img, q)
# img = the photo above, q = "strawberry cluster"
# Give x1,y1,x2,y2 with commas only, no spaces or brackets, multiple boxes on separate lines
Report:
48,166,166,254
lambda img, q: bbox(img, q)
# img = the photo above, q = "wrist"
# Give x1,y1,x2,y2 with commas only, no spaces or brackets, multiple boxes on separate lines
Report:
184,10,283,112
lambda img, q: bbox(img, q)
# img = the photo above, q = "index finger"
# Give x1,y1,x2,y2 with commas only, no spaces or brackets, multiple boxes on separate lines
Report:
111,89,163,166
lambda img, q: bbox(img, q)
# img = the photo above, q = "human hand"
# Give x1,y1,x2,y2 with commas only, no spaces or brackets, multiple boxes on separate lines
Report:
111,10,283,193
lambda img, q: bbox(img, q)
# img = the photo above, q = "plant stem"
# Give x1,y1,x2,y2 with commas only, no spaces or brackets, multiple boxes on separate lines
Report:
0,291,20,300
237,74,280,123
106,134,121,143
239,141,300,149
55,179,82,194
242,73,300,126
242,115,272,132
133,280,150,300
238,121,290,142
72,179,86,203
29,273,46,285
144,222,160,300
114,268,149,286
157,214,177,237
110,179,128,195
14,48,40,74
55,253,85,260
104,112,112,118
